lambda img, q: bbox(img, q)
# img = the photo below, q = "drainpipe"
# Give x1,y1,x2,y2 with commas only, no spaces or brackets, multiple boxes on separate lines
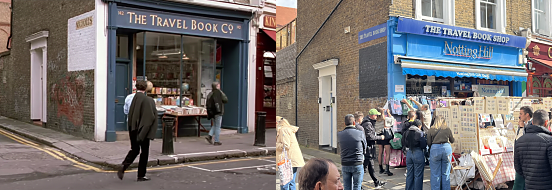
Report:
295,0,344,128
6,2,12,50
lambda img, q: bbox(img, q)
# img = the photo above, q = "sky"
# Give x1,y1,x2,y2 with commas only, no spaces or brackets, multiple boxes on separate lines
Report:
277,0,297,8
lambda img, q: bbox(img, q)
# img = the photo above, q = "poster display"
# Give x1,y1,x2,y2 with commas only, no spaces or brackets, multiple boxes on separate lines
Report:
496,97,510,114
485,97,497,114
474,97,485,113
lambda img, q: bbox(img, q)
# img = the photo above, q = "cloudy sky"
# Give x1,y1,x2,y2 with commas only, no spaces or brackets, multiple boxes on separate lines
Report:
277,0,297,8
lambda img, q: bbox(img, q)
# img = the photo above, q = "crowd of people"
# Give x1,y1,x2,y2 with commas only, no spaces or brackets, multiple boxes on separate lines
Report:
279,99,552,190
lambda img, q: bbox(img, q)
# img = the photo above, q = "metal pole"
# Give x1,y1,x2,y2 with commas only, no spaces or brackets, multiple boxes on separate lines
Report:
180,36,183,107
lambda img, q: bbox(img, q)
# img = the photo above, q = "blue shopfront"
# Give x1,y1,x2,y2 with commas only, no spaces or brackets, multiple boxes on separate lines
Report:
387,17,528,100
103,0,251,141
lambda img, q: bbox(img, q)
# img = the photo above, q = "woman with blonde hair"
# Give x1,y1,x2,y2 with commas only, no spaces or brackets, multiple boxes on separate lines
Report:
427,116,455,190
276,116,305,190
374,107,395,176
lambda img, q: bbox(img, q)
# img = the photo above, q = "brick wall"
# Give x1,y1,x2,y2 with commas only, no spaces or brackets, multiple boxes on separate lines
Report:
4,0,96,140
276,42,296,125
296,0,390,148
505,0,531,36
389,0,414,18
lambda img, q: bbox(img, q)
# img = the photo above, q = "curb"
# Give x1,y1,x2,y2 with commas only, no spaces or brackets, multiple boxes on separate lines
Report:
0,123,275,170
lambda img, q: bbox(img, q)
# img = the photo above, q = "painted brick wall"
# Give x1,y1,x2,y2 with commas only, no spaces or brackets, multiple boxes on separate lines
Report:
5,0,96,140
296,0,391,148
276,42,296,125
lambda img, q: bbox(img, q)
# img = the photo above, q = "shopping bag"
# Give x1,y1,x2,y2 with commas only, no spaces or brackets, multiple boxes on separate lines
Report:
277,147,293,185
389,149,402,167
400,151,407,167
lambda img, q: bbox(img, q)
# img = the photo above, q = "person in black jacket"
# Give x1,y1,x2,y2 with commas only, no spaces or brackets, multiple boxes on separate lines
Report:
205,82,228,146
402,111,427,190
360,109,387,188
514,109,552,190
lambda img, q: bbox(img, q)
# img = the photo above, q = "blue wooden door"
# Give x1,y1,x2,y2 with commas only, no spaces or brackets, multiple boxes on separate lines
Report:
115,62,130,131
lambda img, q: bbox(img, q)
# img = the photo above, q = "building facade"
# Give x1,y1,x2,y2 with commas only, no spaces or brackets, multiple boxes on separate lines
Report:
292,0,532,152
525,0,552,97
0,0,270,142
0,0,10,53
276,12,297,125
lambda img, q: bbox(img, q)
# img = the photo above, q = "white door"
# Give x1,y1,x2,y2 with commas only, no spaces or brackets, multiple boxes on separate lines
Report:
319,76,335,148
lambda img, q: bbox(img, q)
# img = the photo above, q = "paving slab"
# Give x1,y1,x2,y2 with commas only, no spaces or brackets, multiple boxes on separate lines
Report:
0,116,276,169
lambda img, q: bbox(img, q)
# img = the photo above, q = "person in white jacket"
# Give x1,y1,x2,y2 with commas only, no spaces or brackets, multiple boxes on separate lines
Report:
276,116,305,190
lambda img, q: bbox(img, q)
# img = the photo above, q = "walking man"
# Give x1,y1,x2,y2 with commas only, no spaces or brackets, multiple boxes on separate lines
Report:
361,109,387,188
514,109,552,190
338,114,367,190
118,80,158,181
206,81,228,146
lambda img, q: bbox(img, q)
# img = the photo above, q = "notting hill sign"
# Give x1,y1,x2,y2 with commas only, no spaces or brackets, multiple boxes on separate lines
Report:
397,17,527,49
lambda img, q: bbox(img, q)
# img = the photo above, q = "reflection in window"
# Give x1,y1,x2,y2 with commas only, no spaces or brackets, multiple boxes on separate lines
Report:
534,0,549,35
480,0,496,29
422,0,443,20
263,52,275,108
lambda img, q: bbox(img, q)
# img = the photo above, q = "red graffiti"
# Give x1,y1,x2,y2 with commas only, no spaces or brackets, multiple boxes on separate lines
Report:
51,75,85,126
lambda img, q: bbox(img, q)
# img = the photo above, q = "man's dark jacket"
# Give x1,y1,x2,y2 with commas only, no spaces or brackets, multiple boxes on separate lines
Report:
127,92,158,142
514,124,552,190
206,89,228,119
338,126,367,166
361,116,379,159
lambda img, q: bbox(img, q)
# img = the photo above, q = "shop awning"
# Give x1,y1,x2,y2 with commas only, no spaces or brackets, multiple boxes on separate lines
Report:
262,29,276,41
396,56,528,82
529,57,552,70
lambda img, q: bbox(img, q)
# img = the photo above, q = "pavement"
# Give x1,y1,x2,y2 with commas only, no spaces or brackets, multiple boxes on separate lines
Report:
0,116,275,170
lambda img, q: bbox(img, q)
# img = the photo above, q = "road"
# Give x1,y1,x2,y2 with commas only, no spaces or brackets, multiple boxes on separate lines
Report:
0,129,276,190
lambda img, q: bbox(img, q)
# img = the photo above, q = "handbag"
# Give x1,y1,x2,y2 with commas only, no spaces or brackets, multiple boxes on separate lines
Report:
277,145,293,185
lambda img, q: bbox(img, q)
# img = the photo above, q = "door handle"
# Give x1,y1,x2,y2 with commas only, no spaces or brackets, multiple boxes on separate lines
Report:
115,99,119,103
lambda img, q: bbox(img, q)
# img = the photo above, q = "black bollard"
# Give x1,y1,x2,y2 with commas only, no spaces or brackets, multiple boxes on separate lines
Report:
254,111,266,147
162,116,175,155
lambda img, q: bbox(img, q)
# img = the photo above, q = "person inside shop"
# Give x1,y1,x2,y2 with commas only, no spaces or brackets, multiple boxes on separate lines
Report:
276,116,305,190
374,108,395,176
401,111,427,190
512,106,533,190
205,81,228,146
514,109,552,190
427,116,455,190
360,109,387,188
118,80,158,182
296,158,344,190
337,114,366,190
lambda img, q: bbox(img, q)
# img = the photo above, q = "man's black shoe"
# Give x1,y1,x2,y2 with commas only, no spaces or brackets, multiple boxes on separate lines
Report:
137,177,151,181
205,135,213,144
117,166,125,180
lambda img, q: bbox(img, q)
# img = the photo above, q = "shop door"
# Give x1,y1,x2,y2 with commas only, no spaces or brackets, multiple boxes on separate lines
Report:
318,75,336,151
115,62,130,131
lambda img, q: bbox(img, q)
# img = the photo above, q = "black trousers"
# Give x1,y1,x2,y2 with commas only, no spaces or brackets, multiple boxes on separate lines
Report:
363,157,378,183
122,130,150,178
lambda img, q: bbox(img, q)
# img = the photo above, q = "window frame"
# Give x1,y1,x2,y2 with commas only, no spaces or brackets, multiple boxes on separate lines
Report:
475,0,506,33
532,0,552,37
415,0,455,25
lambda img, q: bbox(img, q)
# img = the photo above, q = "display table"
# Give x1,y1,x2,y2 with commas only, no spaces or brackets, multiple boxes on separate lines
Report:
481,152,515,187
162,113,211,138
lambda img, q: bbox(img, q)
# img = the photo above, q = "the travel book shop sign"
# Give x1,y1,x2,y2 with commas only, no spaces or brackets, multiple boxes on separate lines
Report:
116,7,245,40
397,17,526,49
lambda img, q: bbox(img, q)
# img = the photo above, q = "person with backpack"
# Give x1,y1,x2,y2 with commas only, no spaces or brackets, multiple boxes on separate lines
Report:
375,108,395,176
427,116,455,190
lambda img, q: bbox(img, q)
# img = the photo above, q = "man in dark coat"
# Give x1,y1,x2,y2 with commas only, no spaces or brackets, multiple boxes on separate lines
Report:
205,81,228,146
360,109,387,188
514,109,552,190
117,80,158,181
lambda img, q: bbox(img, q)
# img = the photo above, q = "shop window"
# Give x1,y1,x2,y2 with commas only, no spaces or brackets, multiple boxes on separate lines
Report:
533,0,551,36
136,32,216,107
415,0,454,25
263,52,275,108
476,0,506,32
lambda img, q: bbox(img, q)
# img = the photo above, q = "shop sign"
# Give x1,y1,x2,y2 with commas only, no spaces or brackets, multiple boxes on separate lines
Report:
474,85,510,97
116,7,245,40
444,41,493,59
528,42,552,61
397,17,527,49
358,23,387,44
76,16,93,30
263,15,276,29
